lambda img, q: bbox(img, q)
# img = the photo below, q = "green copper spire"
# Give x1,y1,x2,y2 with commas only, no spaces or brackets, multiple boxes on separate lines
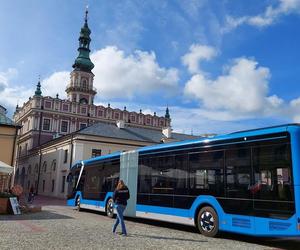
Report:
34,80,42,96
72,7,94,72
165,106,170,119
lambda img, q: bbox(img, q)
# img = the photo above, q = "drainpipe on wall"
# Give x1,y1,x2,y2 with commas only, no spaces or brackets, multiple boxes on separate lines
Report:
36,105,43,195
10,125,20,188
69,133,74,170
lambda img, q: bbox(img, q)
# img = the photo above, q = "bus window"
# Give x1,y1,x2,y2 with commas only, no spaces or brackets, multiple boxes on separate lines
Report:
223,147,252,215
149,155,175,207
252,143,294,217
137,157,152,205
189,150,224,197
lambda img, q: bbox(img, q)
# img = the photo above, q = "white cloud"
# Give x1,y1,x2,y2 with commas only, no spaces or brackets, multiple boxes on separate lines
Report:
181,44,217,74
184,57,286,120
37,46,179,101
0,68,33,111
223,0,300,31
41,71,69,98
91,46,179,99
288,97,300,122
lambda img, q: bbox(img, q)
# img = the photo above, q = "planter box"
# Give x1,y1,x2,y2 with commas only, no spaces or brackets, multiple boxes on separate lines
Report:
0,198,9,214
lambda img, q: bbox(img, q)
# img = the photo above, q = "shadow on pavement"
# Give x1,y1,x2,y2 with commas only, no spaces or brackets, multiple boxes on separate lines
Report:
125,216,300,250
0,210,73,221
219,232,300,250
129,233,207,243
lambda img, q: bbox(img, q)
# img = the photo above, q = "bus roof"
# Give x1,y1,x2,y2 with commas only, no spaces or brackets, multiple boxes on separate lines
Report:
71,123,299,169
137,123,297,153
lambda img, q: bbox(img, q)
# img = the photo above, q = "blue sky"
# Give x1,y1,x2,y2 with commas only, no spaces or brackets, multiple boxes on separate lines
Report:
0,0,300,135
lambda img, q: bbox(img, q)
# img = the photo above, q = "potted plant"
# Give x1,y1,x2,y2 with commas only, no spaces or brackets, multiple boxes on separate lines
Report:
0,192,16,214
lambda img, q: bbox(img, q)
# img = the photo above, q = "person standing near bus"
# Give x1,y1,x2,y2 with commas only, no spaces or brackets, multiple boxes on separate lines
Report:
112,180,130,236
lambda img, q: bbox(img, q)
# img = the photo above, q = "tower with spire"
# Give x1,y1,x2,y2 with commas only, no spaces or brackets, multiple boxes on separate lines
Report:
11,7,190,200
165,106,170,119
34,80,42,96
66,7,96,105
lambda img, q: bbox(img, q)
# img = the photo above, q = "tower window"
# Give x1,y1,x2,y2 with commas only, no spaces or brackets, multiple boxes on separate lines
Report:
80,98,88,105
82,79,87,89
81,107,87,113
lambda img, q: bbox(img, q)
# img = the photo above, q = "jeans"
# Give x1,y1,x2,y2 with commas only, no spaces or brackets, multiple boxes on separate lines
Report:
112,204,127,235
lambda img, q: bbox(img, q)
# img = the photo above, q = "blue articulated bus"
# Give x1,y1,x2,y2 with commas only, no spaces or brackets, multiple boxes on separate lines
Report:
67,124,300,237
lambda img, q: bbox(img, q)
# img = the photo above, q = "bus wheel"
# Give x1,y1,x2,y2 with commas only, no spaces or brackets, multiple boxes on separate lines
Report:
106,198,114,218
76,196,81,211
197,206,219,237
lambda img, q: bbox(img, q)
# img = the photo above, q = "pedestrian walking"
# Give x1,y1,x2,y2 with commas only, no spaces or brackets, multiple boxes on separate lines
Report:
112,180,130,236
28,185,35,203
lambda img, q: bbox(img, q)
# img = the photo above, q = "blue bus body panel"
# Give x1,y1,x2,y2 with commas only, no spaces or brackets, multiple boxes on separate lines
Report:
68,192,114,210
67,198,76,206
137,195,299,236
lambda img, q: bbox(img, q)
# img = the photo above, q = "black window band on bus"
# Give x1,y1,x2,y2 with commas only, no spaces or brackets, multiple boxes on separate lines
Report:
139,132,289,157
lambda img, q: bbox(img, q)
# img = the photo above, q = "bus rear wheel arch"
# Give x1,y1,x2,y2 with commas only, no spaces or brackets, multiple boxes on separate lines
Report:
197,206,219,237
106,198,114,218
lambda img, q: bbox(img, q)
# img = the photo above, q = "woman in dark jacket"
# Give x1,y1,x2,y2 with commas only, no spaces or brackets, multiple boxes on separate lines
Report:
112,180,130,236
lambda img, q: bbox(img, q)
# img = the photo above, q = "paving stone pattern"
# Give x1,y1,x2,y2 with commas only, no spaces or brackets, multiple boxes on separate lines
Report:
0,196,299,250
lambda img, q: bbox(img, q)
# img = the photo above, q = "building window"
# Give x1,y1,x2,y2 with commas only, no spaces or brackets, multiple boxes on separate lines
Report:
18,146,22,157
61,176,66,193
81,107,87,114
51,160,56,171
43,161,47,173
35,164,38,173
98,110,103,117
42,180,45,192
92,149,102,158
28,165,31,175
61,121,69,133
130,115,136,122
115,113,119,119
64,150,68,163
80,123,87,130
51,180,55,192
44,101,52,109
63,104,69,111
43,118,51,131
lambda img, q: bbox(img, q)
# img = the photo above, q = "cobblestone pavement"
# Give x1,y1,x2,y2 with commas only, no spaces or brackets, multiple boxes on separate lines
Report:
0,196,300,250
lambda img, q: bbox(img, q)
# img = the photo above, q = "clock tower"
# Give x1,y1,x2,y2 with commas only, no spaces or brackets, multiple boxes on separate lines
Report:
66,7,96,105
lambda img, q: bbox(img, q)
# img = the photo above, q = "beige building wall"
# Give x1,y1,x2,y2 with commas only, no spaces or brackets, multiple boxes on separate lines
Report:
0,125,18,192
0,126,17,166
22,133,153,199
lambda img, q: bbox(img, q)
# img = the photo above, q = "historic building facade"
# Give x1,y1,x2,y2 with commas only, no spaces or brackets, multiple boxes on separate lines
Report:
13,10,179,197
20,122,197,198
